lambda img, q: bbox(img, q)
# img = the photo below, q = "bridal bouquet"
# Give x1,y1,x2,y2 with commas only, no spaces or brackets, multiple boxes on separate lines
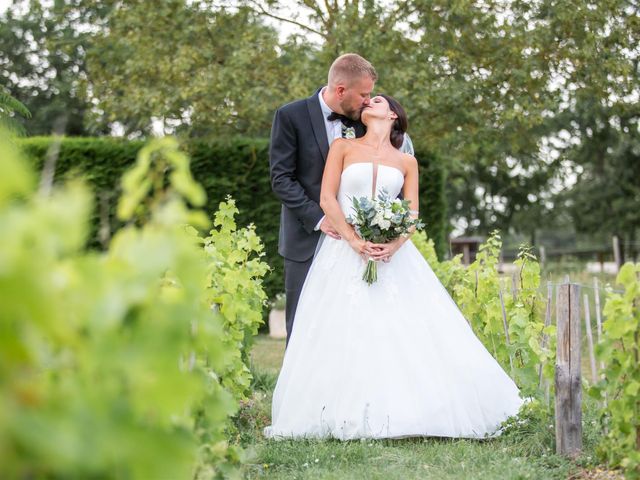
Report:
346,188,425,285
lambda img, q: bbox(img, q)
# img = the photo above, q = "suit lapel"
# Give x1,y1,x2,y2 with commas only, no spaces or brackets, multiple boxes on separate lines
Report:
306,88,330,162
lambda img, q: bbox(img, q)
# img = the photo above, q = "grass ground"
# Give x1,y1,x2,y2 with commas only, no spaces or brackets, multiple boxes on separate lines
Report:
238,335,624,480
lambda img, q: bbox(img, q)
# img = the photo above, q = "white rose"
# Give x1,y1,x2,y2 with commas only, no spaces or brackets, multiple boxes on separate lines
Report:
372,213,384,226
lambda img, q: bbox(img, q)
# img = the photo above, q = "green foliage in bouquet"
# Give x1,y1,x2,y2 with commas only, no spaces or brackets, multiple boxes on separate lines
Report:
346,189,425,244
0,134,267,479
588,263,640,478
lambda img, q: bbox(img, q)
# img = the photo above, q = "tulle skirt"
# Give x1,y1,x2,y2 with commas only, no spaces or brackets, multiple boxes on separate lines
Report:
263,235,525,441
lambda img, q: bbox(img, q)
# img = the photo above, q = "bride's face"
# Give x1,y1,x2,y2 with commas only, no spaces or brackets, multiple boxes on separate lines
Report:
361,95,397,125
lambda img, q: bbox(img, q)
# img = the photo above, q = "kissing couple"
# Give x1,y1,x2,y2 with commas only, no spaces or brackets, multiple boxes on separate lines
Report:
265,53,525,441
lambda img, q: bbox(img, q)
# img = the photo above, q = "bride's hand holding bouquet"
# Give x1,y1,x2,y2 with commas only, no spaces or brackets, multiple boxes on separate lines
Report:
347,188,424,284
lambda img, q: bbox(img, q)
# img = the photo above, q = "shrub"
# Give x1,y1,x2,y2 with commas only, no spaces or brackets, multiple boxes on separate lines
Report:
20,136,448,301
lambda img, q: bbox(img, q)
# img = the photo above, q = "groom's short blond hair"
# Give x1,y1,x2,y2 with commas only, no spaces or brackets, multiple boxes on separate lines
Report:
328,53,377,87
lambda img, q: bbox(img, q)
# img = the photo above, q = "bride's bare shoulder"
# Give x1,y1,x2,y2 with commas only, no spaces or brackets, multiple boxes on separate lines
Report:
330,137,367,156
401,152,418,173
328,137,355,153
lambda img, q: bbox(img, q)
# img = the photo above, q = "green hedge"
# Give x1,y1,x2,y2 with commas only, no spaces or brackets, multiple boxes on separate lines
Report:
19,136,447,301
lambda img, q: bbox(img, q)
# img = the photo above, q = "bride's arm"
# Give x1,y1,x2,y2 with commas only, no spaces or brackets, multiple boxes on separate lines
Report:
319,139,373,256
401,154,420,228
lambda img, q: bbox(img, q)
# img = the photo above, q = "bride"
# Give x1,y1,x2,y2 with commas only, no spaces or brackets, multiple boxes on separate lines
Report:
263,94,525,441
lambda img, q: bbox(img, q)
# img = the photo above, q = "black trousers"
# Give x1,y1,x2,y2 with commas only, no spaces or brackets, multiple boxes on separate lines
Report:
284,256,314,348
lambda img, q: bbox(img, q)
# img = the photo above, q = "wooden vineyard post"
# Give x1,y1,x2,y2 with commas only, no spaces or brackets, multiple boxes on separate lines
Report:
555,279,582,457
593,277,608,414
593,278,605,372
498,287,514,376
539,281,553,406
583,294,597,383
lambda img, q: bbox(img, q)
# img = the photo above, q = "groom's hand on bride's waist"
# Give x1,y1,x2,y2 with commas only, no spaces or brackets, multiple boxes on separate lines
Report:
319,218,341,240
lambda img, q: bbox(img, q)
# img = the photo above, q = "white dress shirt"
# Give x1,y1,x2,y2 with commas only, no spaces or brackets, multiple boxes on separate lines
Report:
318,87,344,146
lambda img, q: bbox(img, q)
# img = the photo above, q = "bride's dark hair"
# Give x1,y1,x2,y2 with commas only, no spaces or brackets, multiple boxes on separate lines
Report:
379,94,408,149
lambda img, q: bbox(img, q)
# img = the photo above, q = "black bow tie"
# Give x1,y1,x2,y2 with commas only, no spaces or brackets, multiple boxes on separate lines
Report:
327,111,357,128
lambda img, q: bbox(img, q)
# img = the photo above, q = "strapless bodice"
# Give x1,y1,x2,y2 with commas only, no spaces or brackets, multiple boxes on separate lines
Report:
338,162,405,216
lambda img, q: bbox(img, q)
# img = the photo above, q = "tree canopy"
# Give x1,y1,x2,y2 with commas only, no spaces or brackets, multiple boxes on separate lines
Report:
1,0,637,248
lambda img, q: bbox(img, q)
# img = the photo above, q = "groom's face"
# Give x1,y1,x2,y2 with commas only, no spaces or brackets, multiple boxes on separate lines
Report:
339,75,375,121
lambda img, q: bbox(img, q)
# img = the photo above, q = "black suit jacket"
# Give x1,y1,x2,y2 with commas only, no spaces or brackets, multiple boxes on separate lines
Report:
269,88,366,262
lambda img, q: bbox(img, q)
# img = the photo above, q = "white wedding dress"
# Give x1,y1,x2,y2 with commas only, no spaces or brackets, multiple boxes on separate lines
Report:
263,162,525,441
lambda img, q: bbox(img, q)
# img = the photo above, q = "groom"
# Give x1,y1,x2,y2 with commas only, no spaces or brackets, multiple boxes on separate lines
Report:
269,53,413,347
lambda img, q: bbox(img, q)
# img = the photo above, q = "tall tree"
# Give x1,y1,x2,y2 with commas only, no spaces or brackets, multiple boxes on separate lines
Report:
245,0,560,239
86,1,312,137
0,0,101,136
246,0,638,246
538,0,640,257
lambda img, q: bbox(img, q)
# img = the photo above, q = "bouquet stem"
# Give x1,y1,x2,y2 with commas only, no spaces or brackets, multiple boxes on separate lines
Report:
362,258,378,285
